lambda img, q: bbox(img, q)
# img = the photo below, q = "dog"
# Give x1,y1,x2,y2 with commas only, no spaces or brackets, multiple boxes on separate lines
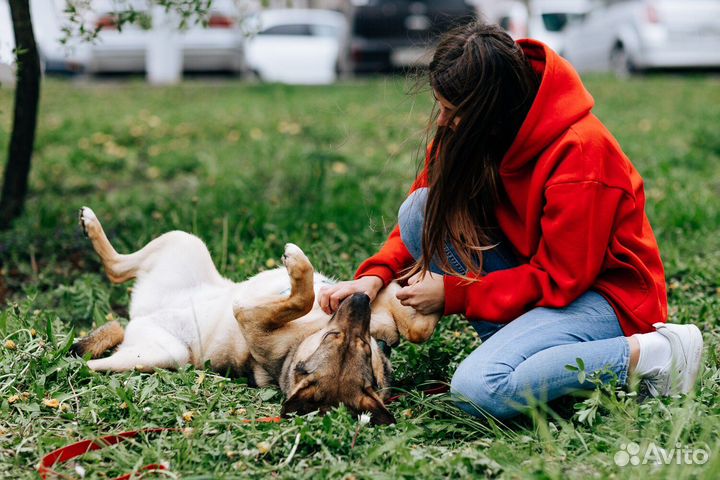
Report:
72,207,441,425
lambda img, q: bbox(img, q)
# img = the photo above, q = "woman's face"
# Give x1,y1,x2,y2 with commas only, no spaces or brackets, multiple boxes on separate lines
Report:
434,90,460,129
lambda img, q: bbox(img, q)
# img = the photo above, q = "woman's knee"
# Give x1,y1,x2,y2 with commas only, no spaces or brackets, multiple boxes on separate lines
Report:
398,188,428,260
450,356,520,420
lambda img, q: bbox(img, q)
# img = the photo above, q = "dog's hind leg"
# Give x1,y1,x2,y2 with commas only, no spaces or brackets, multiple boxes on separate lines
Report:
233,243,315,332
86,328,190,373
79,207,144,284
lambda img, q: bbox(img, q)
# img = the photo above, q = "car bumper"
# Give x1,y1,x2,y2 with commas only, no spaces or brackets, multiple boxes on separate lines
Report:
350,37,434,72
0,63,15,86
89,31,243,73
639,35,720,69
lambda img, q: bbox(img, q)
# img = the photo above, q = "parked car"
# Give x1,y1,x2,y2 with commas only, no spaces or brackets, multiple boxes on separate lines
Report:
0,0,89,76
243,9,348,85
87,0,244,74
527,0,591,54
0,0,15,85
563,0,720,75
495,0,590,54
349,0,476,73
496,1,529,40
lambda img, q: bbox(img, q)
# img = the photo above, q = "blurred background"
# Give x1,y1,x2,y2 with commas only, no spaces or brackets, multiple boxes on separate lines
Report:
2,0,719,86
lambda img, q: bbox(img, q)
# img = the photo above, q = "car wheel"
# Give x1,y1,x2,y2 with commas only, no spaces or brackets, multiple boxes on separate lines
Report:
610,45,635,78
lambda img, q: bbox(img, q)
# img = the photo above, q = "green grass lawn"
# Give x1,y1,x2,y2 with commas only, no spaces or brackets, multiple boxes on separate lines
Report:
0,74,719,479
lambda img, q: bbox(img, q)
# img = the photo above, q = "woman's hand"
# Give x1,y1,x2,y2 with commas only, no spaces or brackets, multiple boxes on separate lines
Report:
318,276,384,315
395,272,445,315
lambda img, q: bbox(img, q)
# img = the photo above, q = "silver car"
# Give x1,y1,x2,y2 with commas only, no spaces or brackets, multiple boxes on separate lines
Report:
1,0,90,75
88,0,244,74
563,0,720,75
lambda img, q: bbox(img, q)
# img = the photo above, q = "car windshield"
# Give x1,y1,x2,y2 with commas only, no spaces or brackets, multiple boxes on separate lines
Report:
541,12,586,32
360,0,469,6
259,23,340,37
260,24,312,36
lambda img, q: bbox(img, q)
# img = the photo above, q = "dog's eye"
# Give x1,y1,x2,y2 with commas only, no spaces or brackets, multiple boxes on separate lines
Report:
322,331,341,341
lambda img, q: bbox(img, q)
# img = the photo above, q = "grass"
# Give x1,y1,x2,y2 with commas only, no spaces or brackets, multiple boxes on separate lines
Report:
0,73,719,479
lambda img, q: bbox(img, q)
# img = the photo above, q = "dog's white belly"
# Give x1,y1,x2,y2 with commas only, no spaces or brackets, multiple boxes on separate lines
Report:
125,285,242,360
124,267,336,368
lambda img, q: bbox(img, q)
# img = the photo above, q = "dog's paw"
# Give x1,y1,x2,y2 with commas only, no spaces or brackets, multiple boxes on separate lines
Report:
79,206,98,238
281,243,312,279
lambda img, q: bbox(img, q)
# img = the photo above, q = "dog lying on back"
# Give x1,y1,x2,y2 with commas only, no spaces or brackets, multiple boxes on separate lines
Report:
72,207,440,424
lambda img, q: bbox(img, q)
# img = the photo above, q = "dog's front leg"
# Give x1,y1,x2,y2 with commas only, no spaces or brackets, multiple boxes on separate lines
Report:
374,281,441,344
233,243,315,333
232,244,315,376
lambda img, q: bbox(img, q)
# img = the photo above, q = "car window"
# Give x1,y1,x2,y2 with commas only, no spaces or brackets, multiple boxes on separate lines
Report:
541,13,586,32
260,24,312,36
359,0,469,6
310,24,341,38
499,16,511,30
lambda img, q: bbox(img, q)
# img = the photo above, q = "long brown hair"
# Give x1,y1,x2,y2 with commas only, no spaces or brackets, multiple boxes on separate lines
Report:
408,22,540,280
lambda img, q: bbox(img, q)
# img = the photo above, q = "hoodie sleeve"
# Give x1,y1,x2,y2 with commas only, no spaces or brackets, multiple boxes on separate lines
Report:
443,180,629,321
354,159,430,286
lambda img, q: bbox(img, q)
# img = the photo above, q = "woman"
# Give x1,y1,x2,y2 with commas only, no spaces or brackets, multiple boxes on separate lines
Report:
318,22,703,419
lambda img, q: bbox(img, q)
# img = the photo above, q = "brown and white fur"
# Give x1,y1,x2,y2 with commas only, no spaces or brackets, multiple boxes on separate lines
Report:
73,207,440,424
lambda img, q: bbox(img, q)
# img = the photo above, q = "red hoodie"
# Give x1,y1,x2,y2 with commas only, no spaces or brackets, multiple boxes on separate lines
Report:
355,39,667,336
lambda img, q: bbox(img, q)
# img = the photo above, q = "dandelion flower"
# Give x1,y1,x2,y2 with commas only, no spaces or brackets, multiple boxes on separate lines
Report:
43,398,60,408
5,339,16,350
250,128,264,141
358,413,371,426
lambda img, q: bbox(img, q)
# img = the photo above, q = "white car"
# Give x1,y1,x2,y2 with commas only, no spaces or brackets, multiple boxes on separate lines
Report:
0,0,90,76
496,2,529,40
0,0,15,85
527,0,591,54
244,9,348,85
563,0,720,75
495,0,591,54
88,0,244,73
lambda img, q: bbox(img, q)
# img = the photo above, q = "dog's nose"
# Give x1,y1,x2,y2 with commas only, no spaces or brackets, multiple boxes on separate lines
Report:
349,292,370,308
348,293,371,330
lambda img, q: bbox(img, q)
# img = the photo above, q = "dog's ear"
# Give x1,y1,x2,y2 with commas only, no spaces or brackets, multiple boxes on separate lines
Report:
357,387,396,425
281,377,320,418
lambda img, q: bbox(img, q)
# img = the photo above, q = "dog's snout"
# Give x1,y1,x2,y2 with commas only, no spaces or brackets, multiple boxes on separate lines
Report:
349,292,371,308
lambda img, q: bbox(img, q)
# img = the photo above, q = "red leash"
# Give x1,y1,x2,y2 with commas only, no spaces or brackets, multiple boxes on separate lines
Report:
37,386,446,479
37,418,282,479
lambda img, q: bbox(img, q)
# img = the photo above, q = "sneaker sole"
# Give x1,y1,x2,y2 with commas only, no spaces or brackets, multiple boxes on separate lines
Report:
682,324,704,394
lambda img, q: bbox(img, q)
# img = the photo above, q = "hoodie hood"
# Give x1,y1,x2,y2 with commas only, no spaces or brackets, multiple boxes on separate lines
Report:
500,39,595,172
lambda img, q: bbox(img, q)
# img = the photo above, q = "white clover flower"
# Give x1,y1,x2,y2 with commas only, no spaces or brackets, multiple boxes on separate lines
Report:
358,413,371,426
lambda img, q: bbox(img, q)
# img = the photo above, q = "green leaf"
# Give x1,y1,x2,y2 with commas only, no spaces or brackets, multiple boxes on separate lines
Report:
576,357,585,371
259,388,277,401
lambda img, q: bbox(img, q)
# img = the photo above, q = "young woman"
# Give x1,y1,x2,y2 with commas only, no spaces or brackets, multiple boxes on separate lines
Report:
318,22,704,420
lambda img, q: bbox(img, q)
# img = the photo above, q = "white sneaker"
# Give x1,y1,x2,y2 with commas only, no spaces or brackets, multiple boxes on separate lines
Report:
641,322,704,397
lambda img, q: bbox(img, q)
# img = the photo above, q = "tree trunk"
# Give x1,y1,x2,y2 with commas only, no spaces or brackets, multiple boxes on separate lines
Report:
0,0,41,230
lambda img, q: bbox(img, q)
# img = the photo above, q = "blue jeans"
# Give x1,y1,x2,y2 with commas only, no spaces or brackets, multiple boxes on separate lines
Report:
398,188,630,420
